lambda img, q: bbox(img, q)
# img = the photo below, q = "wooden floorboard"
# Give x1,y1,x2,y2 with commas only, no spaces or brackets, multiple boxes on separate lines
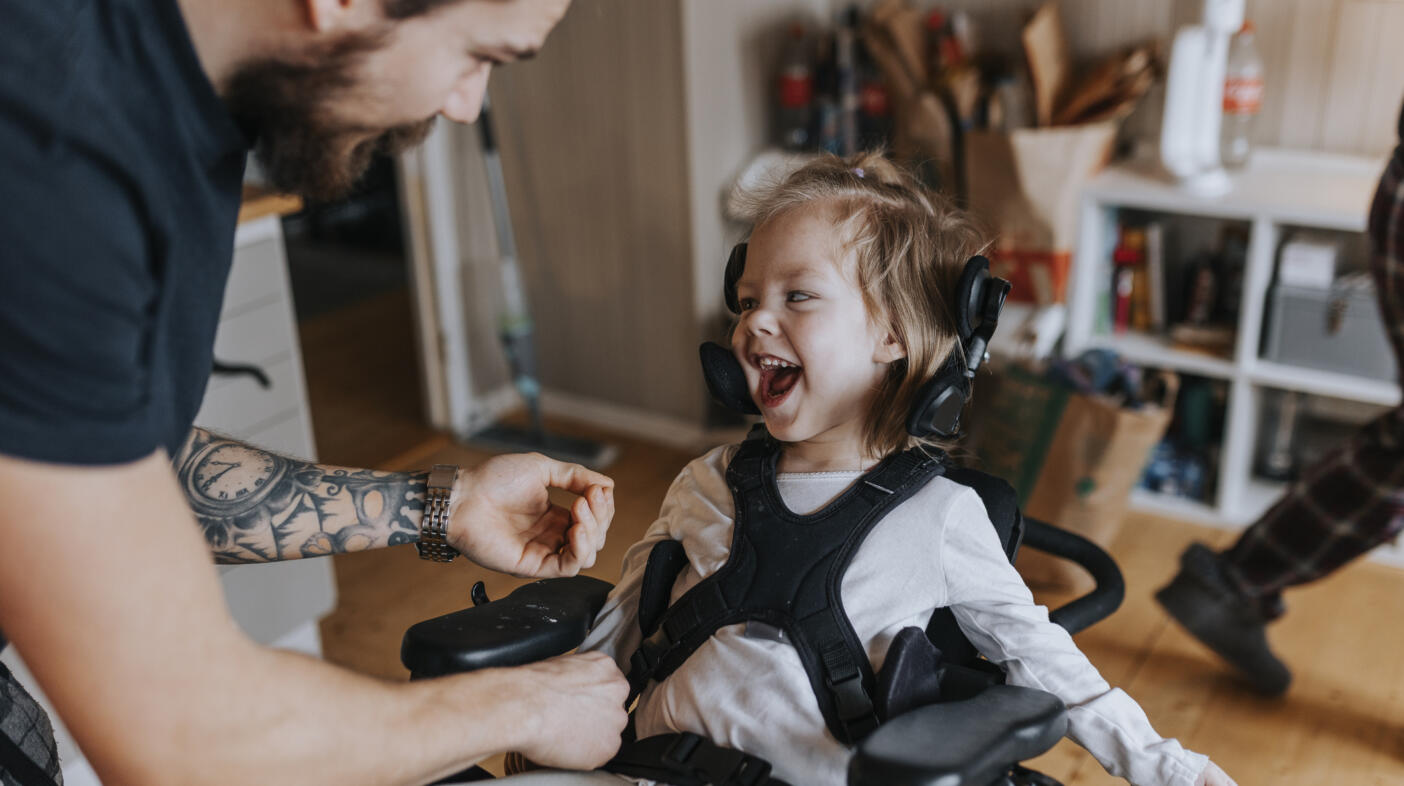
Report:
296,287,440,471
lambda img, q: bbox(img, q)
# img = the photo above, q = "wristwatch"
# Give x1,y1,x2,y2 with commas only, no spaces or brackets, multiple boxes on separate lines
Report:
416,464,461,562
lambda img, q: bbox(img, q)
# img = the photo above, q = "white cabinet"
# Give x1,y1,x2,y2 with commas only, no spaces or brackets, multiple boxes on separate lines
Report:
1,211,335,786
1064,149,1403,564
203,213,335,651
199,216,319,462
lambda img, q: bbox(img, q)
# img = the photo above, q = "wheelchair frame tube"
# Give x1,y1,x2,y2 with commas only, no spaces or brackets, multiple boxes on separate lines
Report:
1020,517,1125,635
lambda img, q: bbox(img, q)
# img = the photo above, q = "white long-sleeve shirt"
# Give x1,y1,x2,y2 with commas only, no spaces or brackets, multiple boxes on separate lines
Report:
578,445,1209,786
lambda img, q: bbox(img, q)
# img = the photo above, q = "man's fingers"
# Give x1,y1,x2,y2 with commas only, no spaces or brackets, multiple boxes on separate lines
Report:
571,495,600,569
556,523,583,576
537,503,582,576
598,485,614,540
536,454,614,496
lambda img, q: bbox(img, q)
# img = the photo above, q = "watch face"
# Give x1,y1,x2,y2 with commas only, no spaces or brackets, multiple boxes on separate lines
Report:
187,442,286,512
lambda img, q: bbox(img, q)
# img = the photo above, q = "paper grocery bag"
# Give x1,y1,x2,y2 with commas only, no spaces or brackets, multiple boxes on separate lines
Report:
965,122,1117,305
1015,372,1178,592
963,364,1072,504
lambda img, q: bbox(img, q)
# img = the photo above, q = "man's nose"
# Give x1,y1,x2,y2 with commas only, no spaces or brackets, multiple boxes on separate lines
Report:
441,65,493,124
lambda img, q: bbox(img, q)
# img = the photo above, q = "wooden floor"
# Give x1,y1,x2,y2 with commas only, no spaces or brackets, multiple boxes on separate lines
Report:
297,288,440,470
300,296,1404,786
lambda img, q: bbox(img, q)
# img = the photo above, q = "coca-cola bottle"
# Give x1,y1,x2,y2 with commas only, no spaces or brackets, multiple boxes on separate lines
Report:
776,24,814,151
1220,20,1264,170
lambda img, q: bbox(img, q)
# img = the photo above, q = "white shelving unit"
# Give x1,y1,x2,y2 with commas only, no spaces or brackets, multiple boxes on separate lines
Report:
1065,149,1402,561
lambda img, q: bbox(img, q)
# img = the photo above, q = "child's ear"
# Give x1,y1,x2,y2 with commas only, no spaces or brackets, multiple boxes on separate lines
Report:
875,331,906,363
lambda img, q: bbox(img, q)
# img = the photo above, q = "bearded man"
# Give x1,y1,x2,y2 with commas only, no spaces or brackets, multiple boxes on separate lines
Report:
0,1,631,783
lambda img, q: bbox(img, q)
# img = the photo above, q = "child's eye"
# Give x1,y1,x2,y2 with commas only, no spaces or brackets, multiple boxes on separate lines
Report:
738,297,758,311
787,291,814,303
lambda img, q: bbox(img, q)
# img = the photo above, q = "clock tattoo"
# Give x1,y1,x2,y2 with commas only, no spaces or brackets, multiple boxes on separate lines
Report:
173,428,427,563
185,442,287,516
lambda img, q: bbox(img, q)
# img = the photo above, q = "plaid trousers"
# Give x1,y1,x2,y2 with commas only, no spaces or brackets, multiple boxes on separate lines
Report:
1224,152,1404,620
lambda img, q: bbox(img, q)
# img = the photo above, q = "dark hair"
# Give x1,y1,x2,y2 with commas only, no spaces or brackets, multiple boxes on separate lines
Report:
382,0,468,19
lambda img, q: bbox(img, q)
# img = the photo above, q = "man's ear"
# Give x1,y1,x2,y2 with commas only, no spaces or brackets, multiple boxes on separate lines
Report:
875,330,907,364
304,0,380,33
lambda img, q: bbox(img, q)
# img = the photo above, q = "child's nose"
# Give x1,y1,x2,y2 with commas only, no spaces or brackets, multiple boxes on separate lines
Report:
744,307,779,336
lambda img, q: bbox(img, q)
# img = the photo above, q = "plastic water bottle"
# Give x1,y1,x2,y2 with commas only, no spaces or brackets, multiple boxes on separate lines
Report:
1220,20,1263,170
776,24,813,151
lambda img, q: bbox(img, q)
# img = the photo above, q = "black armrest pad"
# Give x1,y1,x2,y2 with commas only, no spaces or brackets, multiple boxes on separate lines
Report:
401,576,614,678
848,684,1068,786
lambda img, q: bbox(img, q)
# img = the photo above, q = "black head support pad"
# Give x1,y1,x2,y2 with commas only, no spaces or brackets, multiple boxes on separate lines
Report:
704,246,1009,439
723,242,747,315
905,255,1009,439
700,341,760,415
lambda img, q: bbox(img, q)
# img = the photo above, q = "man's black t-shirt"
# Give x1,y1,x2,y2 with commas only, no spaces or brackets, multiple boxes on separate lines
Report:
0,0,247,778
0,0,248,466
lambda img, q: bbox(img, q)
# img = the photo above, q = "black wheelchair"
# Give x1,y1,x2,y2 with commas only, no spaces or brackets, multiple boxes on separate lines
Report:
400,472,1124,786
399,257,1125,786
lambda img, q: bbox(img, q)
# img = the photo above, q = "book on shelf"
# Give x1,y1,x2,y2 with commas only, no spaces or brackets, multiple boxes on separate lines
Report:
1108,219,1166,336
1144,222,1165,332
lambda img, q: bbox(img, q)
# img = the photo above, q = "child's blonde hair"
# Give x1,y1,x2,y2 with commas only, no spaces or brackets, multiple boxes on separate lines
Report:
735,150,989,458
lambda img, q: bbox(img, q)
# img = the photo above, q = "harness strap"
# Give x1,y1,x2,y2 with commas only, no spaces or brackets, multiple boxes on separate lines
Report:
605,733,790,786
801,614,880,740
624,433,944,747
638,539,690,639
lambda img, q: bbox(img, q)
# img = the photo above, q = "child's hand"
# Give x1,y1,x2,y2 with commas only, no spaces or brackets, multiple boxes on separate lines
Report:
1196,761,1237,786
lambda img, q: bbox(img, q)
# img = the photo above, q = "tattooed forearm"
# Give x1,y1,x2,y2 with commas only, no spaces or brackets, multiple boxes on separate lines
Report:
172,428,426,564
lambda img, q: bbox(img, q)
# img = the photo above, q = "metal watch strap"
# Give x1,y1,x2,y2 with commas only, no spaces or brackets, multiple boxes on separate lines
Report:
416,464,460,562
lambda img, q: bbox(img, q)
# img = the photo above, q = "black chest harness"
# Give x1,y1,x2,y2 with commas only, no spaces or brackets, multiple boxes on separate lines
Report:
606,431,946,784
600,255,1013,785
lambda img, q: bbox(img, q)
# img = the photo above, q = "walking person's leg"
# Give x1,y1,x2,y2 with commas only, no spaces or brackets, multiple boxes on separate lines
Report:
1156,151,1404,694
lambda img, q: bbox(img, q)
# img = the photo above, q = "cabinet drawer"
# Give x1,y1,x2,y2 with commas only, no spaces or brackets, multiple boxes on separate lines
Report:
223,234,286,317
196,354,303,437
244,412,317,462
212,296,301,368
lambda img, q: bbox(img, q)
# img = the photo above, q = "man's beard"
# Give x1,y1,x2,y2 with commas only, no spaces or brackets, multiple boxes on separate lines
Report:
223,31,436,202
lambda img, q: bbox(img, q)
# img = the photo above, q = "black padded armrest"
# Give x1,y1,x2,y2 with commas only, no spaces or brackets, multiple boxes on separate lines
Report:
401,576,614,679
848,684,1067,786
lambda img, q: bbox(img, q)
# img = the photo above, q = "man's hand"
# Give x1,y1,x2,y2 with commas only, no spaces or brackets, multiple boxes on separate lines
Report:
493,652,630,771
450,452,616,577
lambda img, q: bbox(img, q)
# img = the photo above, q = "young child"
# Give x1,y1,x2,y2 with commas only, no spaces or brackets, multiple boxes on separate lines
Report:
571,152,1234,786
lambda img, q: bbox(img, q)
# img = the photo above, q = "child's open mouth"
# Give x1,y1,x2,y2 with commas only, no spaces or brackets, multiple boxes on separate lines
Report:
755,355,802,408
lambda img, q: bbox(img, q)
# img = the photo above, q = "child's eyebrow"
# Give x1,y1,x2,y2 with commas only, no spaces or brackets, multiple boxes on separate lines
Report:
782,267,837,286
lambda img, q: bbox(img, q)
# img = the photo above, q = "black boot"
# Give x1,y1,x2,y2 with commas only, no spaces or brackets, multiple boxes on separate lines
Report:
1155,543,1291,695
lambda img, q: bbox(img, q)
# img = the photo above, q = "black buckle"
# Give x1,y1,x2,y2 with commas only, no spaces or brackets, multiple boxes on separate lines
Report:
664,732,702,765
661,732,773,786
628,649,655,679
827,671,880,742
732,758,772,786
828,671,874,721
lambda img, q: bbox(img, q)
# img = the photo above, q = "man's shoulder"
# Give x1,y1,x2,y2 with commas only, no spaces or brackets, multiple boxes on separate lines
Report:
0,0,90,101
